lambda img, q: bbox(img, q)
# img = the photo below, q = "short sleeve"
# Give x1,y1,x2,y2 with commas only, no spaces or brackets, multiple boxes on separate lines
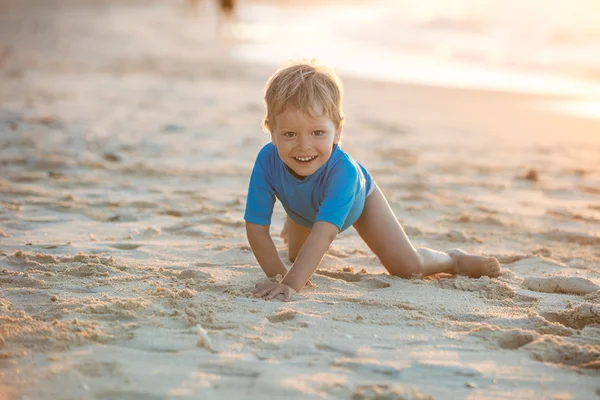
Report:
244,145,276,226
315,161,360,231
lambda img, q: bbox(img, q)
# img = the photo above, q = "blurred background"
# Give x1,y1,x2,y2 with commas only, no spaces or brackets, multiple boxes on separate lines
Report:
233,0,600,99
3,0,600,118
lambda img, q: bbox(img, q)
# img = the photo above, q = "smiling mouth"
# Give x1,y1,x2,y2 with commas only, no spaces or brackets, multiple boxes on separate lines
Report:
293,155,317,163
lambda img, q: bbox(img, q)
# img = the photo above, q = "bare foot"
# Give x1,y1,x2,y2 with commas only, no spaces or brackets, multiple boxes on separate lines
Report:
280,219,288,245
447,249,501,278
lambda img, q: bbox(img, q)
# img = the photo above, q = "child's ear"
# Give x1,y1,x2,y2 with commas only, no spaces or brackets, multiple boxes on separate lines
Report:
266,121,275,143
334,127,342,144
333,118,344,144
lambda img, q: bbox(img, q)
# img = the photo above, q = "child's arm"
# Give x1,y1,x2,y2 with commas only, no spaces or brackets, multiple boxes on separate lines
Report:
252,221,337,300
281,221,338,292
246,222,288,278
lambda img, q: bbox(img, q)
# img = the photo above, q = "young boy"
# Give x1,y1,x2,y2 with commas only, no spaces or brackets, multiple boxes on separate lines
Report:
246,62,501,302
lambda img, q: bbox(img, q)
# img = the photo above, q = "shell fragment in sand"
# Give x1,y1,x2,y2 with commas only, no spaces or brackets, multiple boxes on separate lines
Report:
196,324,216,352
523,276,600,295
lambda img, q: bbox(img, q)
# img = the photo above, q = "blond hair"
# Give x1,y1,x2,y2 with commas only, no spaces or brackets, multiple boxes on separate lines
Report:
262,61,344,133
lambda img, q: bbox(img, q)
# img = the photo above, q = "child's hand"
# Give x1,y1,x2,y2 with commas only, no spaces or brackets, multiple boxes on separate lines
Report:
253,282,297,301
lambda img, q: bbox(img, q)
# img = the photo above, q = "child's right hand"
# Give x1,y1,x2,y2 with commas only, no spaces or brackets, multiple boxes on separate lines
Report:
253,282,297,302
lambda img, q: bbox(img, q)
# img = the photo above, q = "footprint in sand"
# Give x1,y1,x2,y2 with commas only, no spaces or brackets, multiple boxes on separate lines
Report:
108,243,142,250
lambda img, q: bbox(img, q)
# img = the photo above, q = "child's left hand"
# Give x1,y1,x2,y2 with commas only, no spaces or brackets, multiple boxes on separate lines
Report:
253,282,297,301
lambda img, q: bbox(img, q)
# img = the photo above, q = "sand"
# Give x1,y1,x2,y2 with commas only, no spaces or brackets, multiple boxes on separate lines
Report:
1,0,599,399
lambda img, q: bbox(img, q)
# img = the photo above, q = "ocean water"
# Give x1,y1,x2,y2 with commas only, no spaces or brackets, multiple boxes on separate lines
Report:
231,0,600,118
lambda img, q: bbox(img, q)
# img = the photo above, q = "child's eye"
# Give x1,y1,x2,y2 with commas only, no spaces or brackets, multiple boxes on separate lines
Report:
283,131,296,138
312,130,325,136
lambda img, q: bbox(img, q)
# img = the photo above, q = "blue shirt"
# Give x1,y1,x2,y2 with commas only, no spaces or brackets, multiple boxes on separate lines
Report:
244,143,373,232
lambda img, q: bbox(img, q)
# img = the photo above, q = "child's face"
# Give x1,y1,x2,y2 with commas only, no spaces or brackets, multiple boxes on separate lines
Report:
270,105,341,177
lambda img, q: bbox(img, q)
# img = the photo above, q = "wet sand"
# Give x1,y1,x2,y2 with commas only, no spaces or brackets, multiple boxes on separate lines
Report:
1,0,599,399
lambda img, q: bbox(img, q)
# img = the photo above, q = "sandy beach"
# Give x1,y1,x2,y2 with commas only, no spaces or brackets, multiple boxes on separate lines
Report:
1,0,599,399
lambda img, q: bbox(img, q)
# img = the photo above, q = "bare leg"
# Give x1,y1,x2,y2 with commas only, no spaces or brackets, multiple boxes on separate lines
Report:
285,215,312,263
280,218,289,244
353,187,501,278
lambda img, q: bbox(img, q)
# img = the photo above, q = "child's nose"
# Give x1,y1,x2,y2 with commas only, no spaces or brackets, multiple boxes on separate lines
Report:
298,135,312,149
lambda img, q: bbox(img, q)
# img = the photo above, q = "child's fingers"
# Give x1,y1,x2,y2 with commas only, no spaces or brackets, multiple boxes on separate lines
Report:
258,284,282,298
253,285,275,297
252,283,274,295
252,286,266,294
265,287,283,300
255,290,271,298
252,287,264,295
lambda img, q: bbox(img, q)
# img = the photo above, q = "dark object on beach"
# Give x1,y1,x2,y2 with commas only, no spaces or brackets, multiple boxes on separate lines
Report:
524,169,539,182
215,0,236,37
219,0,235,15
103,152,122,163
